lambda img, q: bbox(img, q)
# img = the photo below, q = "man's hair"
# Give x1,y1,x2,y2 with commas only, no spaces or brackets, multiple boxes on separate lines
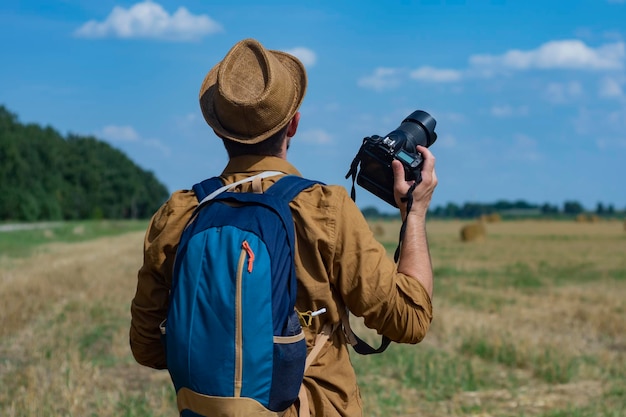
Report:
222,125,289,158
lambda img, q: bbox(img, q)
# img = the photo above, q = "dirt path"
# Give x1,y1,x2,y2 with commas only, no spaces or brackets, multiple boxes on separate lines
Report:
0,222,63,232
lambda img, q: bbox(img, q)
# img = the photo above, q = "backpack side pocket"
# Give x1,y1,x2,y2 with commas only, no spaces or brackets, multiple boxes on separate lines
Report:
268,310,307,411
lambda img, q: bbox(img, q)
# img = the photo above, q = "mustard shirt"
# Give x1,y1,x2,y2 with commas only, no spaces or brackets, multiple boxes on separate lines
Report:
130,155,433,417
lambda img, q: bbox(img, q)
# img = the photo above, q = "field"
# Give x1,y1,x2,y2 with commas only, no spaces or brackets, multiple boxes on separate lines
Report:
1,219,625,416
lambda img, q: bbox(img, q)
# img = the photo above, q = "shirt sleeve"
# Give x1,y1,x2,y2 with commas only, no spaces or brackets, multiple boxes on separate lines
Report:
129,190,196,369
330,189,433,344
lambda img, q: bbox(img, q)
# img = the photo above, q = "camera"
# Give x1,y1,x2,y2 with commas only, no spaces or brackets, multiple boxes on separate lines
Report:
346,110,437,208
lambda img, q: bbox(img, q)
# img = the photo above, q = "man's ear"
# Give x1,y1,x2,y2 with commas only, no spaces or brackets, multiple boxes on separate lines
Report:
286,112,300,137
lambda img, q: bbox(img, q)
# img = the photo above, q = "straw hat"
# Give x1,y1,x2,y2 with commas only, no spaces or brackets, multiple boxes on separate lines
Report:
199,38,307,144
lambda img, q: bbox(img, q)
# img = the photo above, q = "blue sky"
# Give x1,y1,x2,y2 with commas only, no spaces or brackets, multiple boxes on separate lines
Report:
1,0,625,213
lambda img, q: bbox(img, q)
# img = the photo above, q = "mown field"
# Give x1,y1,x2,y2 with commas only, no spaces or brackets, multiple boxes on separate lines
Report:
1,219,625,416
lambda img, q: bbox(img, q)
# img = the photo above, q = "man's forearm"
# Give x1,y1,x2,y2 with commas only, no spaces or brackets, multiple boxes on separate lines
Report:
396,212,433,298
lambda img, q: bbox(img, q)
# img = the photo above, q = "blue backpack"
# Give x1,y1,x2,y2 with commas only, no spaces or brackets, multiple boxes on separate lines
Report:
163,172,322,417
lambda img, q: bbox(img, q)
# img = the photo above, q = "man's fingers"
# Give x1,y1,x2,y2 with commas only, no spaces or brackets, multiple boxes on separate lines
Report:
416,146,435,173
391,160,406,187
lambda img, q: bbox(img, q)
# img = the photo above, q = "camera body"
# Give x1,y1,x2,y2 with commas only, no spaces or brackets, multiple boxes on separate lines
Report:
347,110,437,208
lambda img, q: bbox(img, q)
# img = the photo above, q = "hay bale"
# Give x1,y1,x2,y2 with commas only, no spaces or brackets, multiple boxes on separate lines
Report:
370,223,385,238
575,213,600,223
486,213,501,223
460,222,487,242
575,214,588,223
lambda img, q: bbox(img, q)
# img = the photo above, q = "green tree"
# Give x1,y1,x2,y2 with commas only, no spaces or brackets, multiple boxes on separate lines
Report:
563,201,584,215
0,105,169,221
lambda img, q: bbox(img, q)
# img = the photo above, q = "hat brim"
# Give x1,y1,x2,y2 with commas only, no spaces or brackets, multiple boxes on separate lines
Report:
199,50,307,144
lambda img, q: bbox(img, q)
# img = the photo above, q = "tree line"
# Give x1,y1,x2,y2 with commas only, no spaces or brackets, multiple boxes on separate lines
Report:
2,104,622,223
363,198,625,220
0,105,170,221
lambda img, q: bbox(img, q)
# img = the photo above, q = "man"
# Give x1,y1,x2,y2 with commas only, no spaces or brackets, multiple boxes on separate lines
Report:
130,38,437,417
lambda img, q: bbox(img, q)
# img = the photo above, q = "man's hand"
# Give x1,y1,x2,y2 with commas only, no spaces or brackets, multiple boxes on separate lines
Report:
392,145,437,297
392,145,438,219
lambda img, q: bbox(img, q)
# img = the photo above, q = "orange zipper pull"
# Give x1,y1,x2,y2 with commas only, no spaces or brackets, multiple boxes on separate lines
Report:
242,241,255,273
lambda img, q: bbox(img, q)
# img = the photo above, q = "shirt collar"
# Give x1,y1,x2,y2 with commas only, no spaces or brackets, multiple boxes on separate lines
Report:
221,155,302,177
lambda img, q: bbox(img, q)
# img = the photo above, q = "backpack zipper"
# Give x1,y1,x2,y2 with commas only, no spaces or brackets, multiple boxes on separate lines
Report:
241,241,255,272
234,240,254,396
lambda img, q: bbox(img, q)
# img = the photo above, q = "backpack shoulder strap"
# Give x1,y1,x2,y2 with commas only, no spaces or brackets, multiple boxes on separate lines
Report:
195,171,287,205
257,176,391,353
192,177,224,202
265,175,324,202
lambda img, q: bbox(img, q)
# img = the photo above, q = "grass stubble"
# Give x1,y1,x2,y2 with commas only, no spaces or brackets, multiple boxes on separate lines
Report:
1,219,625,416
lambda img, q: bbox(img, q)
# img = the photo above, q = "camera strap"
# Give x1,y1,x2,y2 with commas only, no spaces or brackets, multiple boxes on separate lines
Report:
394,182,417,262
341,311,392,355
345,146,363,202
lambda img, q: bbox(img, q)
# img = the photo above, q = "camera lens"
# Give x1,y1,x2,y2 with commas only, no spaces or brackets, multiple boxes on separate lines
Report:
386,110,437,153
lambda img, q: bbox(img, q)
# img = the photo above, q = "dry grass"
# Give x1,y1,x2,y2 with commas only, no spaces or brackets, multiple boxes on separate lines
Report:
0,232,177,416
1,220,625,416
358,219,626,416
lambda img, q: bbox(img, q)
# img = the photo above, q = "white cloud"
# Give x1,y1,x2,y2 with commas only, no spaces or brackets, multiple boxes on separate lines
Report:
99,125,140,141
357,67,404,92
298,129,333,145
574,106,626,146
470,40,625,71
596,108,626,149
360,39,625,91
491,105,512,117
175,112,200,129
74,1,222,41
410,66,462,82
510,134,542,161
596,137,626,149
98,125,170,155
593,108,626,149
143,138,172,155
284,47,317,67
514,133,536,147
437,112,467,124
490,105,529,117
437,134,457,149
544,81,584,103
599,76,624,98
